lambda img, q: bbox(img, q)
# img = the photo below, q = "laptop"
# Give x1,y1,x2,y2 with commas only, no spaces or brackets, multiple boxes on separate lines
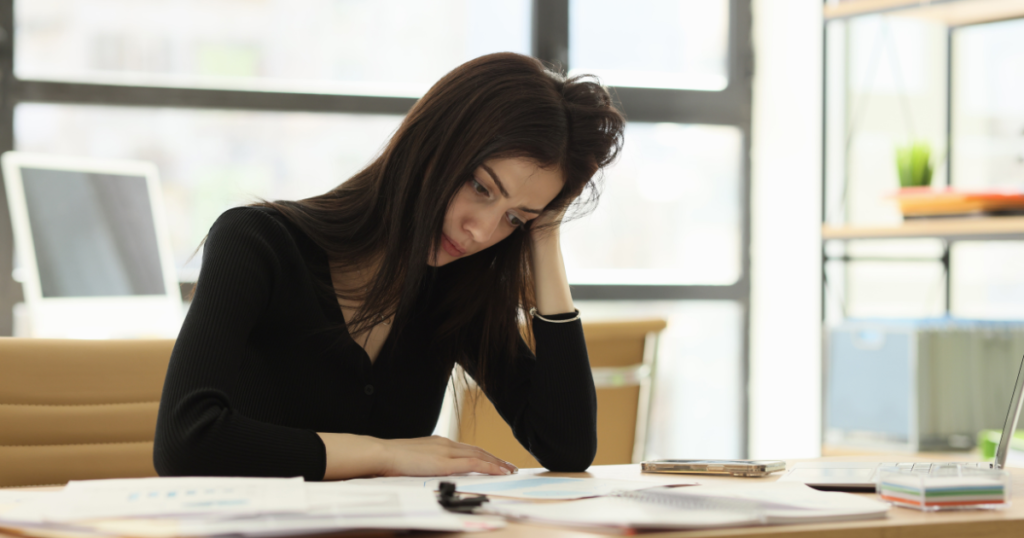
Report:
2,152,183,338
777,351,1024,492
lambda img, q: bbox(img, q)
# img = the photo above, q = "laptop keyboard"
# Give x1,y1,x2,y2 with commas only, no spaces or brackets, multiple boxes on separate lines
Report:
878,462,993,474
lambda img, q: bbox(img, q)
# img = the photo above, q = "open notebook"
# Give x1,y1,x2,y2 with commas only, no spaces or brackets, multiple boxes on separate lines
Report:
485,482,889,531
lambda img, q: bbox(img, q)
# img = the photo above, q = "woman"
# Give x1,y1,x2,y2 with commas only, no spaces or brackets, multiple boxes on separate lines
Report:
153,52,625,481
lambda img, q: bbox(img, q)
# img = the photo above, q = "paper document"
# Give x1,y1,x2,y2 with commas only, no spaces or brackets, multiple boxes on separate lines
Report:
3,477,307,523
659,482,890,524
487,482,889,531
0,491,56,505
0,479,500,537
487,496,763,530
85,485,501,537
348,472,697,500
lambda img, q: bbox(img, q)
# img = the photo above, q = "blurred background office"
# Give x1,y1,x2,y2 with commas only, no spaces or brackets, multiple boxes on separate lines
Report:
2,0,1020,462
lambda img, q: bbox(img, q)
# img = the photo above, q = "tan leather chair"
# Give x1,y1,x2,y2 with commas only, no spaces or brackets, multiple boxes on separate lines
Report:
458,319,667,467
0,338,174,487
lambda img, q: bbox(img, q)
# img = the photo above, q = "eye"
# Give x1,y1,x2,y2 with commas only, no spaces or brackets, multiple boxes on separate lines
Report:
470,178,490,198
506,212,525,228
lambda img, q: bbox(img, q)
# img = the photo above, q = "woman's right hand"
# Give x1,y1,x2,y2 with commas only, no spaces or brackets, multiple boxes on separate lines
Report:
318,432,517,480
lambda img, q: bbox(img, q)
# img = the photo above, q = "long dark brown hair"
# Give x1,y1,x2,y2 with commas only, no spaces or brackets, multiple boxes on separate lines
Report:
259,52,624,393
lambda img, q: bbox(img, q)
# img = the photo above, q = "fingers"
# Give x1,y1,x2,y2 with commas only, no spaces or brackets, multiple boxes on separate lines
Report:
385,436,519,476
445,458,511,476
419,437,518,474
443,441,518,474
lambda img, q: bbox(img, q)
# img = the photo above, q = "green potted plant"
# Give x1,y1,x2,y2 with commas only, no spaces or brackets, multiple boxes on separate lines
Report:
895,141,933,189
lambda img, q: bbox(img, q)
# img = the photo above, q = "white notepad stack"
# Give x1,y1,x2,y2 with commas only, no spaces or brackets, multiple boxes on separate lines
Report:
877,467,1011,511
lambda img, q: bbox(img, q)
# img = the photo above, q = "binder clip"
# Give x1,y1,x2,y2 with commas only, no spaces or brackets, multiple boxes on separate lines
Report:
437,481,488,513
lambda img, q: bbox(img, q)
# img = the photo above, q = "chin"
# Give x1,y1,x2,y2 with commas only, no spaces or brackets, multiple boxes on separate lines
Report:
428,252,451,267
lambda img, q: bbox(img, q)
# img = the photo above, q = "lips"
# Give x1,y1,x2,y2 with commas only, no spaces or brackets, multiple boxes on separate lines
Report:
441,234,466,257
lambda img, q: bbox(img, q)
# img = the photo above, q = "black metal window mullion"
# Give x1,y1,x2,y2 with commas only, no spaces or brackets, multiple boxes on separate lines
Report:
536,0,753,457
0,0,17,337
532,0,569,69
11,80,419,115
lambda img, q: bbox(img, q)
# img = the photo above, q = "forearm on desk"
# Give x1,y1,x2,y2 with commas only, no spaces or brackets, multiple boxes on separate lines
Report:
316,432,386,480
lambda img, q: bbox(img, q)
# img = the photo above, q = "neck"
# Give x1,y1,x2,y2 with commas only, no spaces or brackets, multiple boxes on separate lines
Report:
329,256,383,302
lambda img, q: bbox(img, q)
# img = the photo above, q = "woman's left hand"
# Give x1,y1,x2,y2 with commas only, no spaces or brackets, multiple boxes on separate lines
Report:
529,203,570,241
528,204,574,316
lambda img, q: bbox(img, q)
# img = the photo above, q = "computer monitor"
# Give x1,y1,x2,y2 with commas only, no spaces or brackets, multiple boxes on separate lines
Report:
2,152,182,338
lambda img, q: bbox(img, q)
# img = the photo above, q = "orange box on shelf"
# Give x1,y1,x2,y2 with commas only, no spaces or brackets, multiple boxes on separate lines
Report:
893,187,1024,218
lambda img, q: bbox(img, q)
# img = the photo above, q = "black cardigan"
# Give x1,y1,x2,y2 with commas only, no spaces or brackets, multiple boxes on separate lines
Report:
153,206,597,480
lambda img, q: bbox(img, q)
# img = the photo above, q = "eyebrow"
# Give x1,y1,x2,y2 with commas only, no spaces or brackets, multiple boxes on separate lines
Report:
480,163,544,215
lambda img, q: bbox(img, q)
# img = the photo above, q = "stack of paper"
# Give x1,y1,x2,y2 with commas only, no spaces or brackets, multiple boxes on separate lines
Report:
660,482,891,524
485,495,763,531
486,482,890,531
347,471,696,499
878,472,1009,509
0,477,502,537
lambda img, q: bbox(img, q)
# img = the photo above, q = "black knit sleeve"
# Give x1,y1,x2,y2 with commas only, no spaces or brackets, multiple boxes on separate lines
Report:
153,208,326,480
479,313,598,472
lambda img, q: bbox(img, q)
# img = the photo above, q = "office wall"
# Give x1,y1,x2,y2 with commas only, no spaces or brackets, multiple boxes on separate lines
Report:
748,0,823,459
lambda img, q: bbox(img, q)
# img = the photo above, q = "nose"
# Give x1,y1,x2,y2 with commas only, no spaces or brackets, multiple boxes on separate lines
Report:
463,207,504,245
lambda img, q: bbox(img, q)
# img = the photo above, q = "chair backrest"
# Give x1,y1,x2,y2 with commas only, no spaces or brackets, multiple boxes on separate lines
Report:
0,338,174,487
457,319,667,468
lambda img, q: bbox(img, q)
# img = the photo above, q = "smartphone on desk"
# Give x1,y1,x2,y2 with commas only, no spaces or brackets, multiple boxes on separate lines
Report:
641,460,786,477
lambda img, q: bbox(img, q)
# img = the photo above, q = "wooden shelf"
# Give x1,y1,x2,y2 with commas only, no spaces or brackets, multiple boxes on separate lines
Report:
822,216,1024,240
824,0,1024,26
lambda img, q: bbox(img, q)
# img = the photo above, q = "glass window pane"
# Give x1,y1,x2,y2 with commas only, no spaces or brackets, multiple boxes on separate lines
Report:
561,122,742,285
952,18,1024,190
15,103,405,279
16,0,532,97
827,16,948,227
576,300,744,459
569,0,729,90
827,260,946,319
952,243,1024,320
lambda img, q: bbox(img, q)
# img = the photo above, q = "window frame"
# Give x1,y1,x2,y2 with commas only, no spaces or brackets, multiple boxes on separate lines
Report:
0,0,753,455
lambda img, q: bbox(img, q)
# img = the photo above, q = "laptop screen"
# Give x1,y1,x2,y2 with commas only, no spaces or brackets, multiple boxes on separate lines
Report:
20,167,166,298
996,353,1024,469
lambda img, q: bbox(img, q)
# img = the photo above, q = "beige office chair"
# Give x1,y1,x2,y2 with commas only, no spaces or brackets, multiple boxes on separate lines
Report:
457,319,667,468
0,338,174,487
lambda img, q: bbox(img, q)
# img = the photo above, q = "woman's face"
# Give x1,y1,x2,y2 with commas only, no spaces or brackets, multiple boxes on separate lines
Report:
430,157,564,267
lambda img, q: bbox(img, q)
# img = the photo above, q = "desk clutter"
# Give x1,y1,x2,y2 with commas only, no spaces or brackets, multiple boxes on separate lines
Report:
0,471,895,536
